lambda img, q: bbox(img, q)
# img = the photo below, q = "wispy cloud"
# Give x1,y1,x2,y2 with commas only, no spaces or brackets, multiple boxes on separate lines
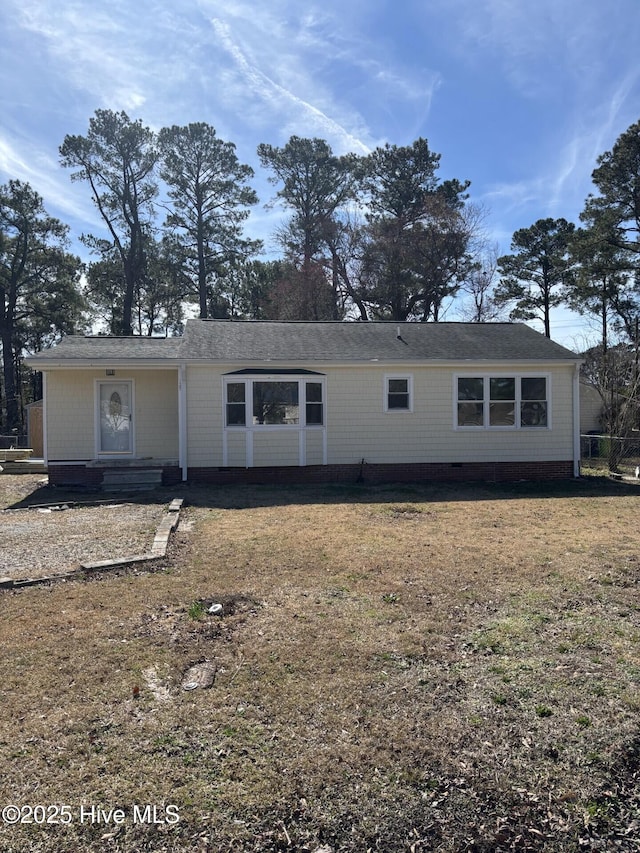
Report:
208,17,371,154
200,0,440,150
0,135,99,227
11,0,149,112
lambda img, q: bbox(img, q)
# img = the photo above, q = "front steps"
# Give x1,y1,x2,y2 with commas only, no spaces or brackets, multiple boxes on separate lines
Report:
101,468,164,492
0,458,48,474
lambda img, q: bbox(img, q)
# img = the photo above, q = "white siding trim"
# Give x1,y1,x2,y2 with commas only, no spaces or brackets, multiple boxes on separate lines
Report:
246,429,254,467
573,364,581,477
178,364,187,481
42,372,48,465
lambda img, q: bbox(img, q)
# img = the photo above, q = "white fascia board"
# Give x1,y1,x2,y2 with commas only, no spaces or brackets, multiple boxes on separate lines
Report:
25,360,183,370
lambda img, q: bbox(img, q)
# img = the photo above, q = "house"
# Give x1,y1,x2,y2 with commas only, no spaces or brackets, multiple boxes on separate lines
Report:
26,319,582,487
579,382,604,434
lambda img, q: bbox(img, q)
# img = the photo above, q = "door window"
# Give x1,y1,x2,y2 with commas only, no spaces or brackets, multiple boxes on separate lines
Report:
99,382,132,452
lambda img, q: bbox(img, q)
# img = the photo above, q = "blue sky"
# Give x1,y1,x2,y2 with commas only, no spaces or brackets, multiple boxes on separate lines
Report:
1,0,639,348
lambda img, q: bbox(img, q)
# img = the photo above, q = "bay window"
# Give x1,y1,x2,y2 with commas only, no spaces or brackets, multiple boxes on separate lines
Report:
225,375,324,427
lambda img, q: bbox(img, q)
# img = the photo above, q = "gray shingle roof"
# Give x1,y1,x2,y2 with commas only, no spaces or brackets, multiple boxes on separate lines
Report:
27,335,182,362
183,320,579,361
27,319,580,365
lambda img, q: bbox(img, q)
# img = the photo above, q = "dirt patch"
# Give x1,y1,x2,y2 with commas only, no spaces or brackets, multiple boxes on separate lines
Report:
0,475,172,580
0,478,639,851
0,472,48,507
1,503,169,579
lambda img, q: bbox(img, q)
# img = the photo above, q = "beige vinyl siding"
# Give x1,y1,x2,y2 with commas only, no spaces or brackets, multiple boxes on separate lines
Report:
46,371,95,459
134,371,178,457
194,362,575,467
225,431,247,467
324,364,575,465
326,366,429,463
305,428,325,465
45,369,178,460
253,430,300,466
185,366,222,466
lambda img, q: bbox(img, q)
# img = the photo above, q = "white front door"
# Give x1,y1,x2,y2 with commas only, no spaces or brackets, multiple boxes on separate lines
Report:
98,381,132,453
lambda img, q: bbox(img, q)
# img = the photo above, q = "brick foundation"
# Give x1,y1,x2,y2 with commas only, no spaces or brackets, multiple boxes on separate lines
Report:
187,460,575,486
47,463,182,488
47,460,574,488
47,464,104,488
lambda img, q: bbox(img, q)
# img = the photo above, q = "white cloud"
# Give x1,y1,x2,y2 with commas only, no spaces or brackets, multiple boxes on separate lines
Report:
7,0,149,111
206,15,372,153
0,132,103,247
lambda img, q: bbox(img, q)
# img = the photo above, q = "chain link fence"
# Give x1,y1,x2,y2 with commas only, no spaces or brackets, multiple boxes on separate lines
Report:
0,433,29,450
581,433,640,478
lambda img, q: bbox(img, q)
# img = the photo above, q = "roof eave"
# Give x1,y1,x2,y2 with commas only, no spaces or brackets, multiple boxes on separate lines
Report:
24,358,183,370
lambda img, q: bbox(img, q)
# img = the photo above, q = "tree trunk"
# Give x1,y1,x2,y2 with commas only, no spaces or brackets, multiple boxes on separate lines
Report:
122,270,135,336
0,324,19,431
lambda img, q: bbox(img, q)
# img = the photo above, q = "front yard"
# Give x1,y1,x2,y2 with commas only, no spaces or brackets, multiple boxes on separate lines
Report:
0,476,639,851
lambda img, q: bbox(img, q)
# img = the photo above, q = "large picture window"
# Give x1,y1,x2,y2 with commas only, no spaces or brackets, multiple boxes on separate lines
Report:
225,376,324,427
456,376,548,429
253,381,299,425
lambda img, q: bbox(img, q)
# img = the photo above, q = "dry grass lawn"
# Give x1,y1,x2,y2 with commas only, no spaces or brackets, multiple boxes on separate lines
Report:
1,476,639,851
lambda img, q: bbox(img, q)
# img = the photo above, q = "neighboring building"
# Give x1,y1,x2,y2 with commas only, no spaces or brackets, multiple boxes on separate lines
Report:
26,320,582,487
579,382,604,434
26,399,44,457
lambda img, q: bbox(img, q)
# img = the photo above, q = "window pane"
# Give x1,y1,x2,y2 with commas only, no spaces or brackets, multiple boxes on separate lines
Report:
458,402,484,426
458,377,483,400
306,382,322,403
521,377,546,400
521,401,547,427
305,382,323,424
490,377,515,400
388,378,408,393
253,381,299,424
306,403,323,425
227,382,245,403
226,404,246,426
490,402,515,426
388,393,410,409
226,382,246,426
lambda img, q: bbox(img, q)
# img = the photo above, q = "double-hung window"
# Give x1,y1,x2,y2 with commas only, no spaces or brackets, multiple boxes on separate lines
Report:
305,382,323,425
456,375,548,429
226,382,247,426
385,375,413,412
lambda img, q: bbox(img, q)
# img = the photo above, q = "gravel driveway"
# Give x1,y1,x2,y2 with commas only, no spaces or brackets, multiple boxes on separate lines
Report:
0,476,170,580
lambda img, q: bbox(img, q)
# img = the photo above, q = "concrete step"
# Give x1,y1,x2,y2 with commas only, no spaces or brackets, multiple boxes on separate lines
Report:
102,468,163,492
0,459,48,474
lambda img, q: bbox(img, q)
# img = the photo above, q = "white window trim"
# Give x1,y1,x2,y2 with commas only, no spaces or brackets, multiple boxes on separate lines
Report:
223,375,326,429
384,373,414,413
94,378,135,456
222,374,327,467
453,373,551,430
